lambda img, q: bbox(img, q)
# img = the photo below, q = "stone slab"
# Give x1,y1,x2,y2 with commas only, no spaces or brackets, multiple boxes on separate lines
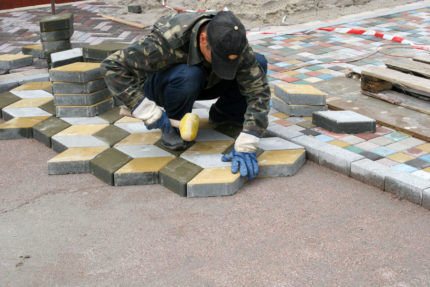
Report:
274,83,327,105
187,167,246,198
32,116,70,147
11,81,52,93
194,129,234,142
83,42,128,61
423,188,430,210
2,107,52,121
90,148,131,186
60,116,109,125
318,143,364,176
128,5,142,13
42,40,72,54
40,28,74,41
51,135,109,153
180,153,231,168
290,135,323,162
272,96,327,116
385,171,430,205
0,54,33,70
52,78,106,94
49,62,102,83
313,110,376,133
258,149,306,177
350,158,392,190
159,157,203,197
0,69,50,93
93,125,129,147
0,92,21,117
258,137,304,151
22,44,46,59
50,48,83,68
0,116,50,139
39,13,74,32
10,89,53,99
55,97,113,117
54,88,110,106
114,144,173,159
266,121,304,140
98,106,122,123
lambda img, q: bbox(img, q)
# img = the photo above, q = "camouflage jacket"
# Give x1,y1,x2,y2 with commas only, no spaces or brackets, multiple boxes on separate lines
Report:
101,11,270,136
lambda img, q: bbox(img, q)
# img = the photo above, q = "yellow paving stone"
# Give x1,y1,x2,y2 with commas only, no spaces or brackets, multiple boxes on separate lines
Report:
115,132,161,146
56,96,111,108
22,44,42,51
258,149,305,166
6,98,52,108
423,167,430,173
116,156,175,174
329,139,350,148
0,116,50,129
275,83,326,96
199,118,213,129
188,167,240,184
55,124,109,136
11,81,51,91
0,54,32,61
50,62,100,72
48,146,108,163
387,152,415,163
182,140,233,156
271,112,289,119
416,143,430,153
303,117,312,121
115,116,142,123
284,70,300,76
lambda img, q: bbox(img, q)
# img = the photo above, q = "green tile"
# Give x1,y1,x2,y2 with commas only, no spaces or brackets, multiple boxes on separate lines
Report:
93,125,129,146
90,148,131,186
344,145,365,154
39,100,55,115
33,117,70,147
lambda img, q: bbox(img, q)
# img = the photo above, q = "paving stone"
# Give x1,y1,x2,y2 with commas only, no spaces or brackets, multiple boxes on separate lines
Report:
272,96,327,117
385,171,430,205
51,124,110,152
83,42,128,61
258,149,306,177
114,156,175,186
181,140,234,156
159,157,203,197
10,89,53,99
98,107,122,123
213,124,242,139
39,13,74,32
115,132,161,146
54,88,110,106
312,111,376,134
180,153,231,168
423,188,430,210
22,44,46,59
0,69,50,93
274,83,327,105
52,78,106,94
93,124,129,147
33,116,70,147
0,116,50,139
2,106,53,121
114,117,150,134
60,116,109,125
194,129,234,142
404,158,430,169
360,151,383,161
40,28,74,42
11,81,52,93
187,167,246,198
351,158,392,190
48,146,109,175
385,137,426,152
0,91,20,117
128,5,142,13
259,137,304,151
0,54,33,70
55,97,113,117
266,121,304,140
90,148,131,186
115,144,173,158
49,62,102,83
50,48,83,68
42,40,72,54
318,143,365,176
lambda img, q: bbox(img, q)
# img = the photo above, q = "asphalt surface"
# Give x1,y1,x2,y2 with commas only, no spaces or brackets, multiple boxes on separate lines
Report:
1,137,430,286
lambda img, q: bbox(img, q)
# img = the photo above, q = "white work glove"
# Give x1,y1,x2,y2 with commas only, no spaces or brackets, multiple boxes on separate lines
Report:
234,132,260,153
131,98,162,125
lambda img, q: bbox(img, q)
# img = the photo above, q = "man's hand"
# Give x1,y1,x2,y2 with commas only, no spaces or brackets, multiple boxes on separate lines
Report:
145,110,171,132
132,98,171,132
222,147,259,179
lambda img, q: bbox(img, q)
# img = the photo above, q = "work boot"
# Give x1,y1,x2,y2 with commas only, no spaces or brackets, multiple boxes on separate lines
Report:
161,127,187,151
209,104,243,127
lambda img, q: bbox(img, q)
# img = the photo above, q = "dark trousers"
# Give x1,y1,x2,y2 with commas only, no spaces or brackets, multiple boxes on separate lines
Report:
143,53,268,121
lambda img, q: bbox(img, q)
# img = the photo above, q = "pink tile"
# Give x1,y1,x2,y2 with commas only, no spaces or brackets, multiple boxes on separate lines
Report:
275,119,293,127
403,148,428,158
323,131,349,139
355,132,380,140
355,141,380,151
375,126,393,136
305,71,323,77
376,158,398,167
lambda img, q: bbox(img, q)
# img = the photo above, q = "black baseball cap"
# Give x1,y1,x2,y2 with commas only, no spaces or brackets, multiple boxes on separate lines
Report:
207,11,247,80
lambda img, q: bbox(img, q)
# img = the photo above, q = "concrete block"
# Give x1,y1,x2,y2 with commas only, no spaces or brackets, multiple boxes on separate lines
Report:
0,116,50,139
2,107,52,121
272,96,327,116
98,106,122,123
60,116,109,125
52,78,106,94
50,48,83,68
93,125,129,147
83,42,128,61
0,54,33,70
10,89,52,99
114,156,175,186
42,40,72,54
385,172,430,205
33,116,70,147
180,153,231,168
274,83,327,105
22,44,46,59
423,188,430,210
266,121,303,140
115,144,173,158
187,167,246,198
40,28,74,41
54,88,110,106
11,81,52,93
313,111,376,133
49,62,102,83
48,146,108,175
290,135,325,162
318,144,364,176
39,13,74,32
128,5,142,13
181,140,234,156
55,97,113,117
213,123,242,139
0,69,49,93
0,91,21,117
258,149,306,177
90,148,131,185
351,158,392,190
194,129,233,142
259,137,304,150
159,157,203,197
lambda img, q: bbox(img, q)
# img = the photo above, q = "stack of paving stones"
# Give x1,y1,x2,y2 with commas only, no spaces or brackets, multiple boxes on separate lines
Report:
83,42,128,63
272,83,328,116
39,13,74,66
49,62,113,117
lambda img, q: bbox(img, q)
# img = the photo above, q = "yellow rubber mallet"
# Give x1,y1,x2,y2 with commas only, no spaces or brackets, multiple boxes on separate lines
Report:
119,107,200,141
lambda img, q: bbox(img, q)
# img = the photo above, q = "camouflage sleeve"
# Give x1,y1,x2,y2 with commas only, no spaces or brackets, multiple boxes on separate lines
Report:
101,33,173,110
235,44,271,137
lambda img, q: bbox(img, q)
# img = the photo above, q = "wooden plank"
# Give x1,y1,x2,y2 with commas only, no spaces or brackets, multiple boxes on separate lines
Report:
361,66,430,98
413,55,430,65
361,74,392,93
385,58,430,79
97,14,148,29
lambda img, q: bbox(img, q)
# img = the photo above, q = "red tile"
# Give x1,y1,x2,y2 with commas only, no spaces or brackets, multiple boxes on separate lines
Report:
275,119,293,127
375,126,393,136
403,148,428,158
305,71,323,77
355,132,380,140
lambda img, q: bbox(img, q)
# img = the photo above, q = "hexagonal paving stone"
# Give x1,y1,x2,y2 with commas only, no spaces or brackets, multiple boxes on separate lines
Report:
51,124,110,152
0,116,51,139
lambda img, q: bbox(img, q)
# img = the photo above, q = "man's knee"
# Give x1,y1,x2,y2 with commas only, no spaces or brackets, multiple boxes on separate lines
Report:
254,52,268,74
168,65,205,97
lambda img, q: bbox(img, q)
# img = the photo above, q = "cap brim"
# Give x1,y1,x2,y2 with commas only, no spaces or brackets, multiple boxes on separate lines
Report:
211,49,239,80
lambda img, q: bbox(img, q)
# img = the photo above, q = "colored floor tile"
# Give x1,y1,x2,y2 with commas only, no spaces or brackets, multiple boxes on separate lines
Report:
344,145,365,154
392,164,418,173
315,134,334,142
386,152,415,163
370,146,397,157
329,139,350,148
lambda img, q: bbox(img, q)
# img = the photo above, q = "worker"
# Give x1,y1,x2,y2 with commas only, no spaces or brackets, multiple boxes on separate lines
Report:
101,11,270,180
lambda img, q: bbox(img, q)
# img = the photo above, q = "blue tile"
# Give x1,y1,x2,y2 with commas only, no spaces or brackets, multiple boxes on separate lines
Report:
317,74,335,80
293,80,312,85
272,36,286,41
384,131,409,142
274,62,292,68
294,74,310,79
307,65,324,71
419,154,430,162
371,146,397,157
392,164,418,173
267,70,276,75
315,134,334,142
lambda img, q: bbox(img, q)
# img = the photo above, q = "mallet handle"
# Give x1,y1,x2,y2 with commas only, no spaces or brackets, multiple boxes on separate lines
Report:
119,107,180,127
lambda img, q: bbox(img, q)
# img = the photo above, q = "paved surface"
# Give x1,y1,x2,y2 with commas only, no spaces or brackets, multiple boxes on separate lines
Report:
1,137,430,286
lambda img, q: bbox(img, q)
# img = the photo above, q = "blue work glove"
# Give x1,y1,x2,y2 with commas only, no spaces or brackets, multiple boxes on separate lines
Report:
222,147,259,179
145,110,171,133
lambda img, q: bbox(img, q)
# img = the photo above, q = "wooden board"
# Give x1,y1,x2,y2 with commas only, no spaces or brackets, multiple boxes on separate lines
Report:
414,55,430,65
385,58,430,79
361,66,430,98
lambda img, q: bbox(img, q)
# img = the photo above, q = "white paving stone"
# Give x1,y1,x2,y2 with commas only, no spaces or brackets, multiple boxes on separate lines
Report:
114,144,172,158
10,90,53,98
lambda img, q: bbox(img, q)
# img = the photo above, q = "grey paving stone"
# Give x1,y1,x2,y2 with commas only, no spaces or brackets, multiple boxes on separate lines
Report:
0,91,21,117
423,188,430,210
90,148,131,186
180,153,231,168
385,172,430,205
0,55,33,70
48,160,88,175
33,117,70,147
318,144,364,176
290,135,322,162
39,13,74,32
115,172,159,186
40,28,74,41
52,78,106,94
0,126,32,139
258,137,303,151
55,97,113,117
93,125,129,147
351,158,392,190
54,88,110,106
0,69,50,93
22,44,46,59
50,48,83,68
272,97,327,116
312,111,376,133
274,83,327,105
187,172,246,198
98,107,123,124
83,42,128,61
266,121,303,140
41,40,72,53
258,149,306,177
128,5,142,13
49,62,102,83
